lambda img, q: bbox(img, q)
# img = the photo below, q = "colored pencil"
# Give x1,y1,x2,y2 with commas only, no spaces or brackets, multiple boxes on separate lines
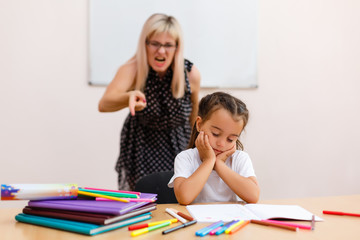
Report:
83,187,140,195
311,215,315,230
168,208,194,221
225,220,244,234
128,219,178,230
251,219,298,232
162,220,197,234
96,197,155,202
195,221,224,237
209,226,223,235
214,220,239,235
263,220,312,230
79,188,139,198
131,221,171,237
165,208,187,223
229,220,250,234
77,190,129,203
323,210,360,217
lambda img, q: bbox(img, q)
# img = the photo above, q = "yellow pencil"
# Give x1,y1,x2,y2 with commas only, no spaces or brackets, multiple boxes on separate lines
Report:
128,219,178,230
77,190,129,203
229,220,249,234
131,221,171,237
225,220,244,234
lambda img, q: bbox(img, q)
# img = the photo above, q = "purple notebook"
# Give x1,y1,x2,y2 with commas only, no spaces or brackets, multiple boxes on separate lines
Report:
28,193,157,215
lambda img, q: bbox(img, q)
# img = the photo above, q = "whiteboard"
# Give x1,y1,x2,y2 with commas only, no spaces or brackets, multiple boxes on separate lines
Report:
89,0,257,88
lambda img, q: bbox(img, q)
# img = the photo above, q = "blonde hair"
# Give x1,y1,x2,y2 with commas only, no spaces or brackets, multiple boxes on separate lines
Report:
135,13,185,98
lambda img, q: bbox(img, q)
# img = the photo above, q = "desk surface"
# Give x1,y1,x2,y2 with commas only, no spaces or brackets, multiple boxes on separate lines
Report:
1,194,360,240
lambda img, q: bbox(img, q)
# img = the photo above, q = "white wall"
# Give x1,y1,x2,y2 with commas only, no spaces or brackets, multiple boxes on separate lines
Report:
1,0,359,207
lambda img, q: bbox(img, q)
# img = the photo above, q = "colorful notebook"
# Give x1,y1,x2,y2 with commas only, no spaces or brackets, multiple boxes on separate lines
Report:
28,193,157,215
22,203,157,225
15,212,152,235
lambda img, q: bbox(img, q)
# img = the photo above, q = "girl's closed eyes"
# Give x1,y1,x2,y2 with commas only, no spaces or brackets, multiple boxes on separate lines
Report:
211,132,236,143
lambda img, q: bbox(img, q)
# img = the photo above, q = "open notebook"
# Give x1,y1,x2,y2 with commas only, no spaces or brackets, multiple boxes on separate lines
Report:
186,204,323,223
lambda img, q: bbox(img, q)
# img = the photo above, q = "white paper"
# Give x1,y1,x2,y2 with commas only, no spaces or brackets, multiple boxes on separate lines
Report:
186,204,259,222
245,204,323,221
186,204,323,223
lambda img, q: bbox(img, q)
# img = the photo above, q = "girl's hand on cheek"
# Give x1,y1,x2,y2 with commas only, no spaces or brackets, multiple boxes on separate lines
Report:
195,131,216,163
216,144,236,164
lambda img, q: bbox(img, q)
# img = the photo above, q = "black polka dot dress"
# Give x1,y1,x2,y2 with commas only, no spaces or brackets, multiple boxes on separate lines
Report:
115,59,193,190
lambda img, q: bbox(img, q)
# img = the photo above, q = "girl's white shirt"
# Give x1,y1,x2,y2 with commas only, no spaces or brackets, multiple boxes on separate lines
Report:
168,148,256,203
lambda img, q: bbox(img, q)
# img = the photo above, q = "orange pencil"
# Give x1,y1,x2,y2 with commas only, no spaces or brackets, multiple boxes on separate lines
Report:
251,219,298,232
229,220,250,234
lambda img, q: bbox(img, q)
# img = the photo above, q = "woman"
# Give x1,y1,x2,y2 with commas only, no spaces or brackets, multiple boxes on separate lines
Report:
98,13,201,190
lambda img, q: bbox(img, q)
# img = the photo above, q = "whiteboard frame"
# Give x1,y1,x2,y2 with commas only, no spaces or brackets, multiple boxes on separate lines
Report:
89,0,258,88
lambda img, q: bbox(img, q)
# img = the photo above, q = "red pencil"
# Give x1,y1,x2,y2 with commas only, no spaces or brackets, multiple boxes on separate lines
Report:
128,219,178,230
323,210,360,217
168,208,194,221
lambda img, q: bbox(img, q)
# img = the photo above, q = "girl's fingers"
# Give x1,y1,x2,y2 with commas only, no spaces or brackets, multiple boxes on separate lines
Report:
204,134,212,150
227,144,236,155
195,131,204,148
217,144,236,162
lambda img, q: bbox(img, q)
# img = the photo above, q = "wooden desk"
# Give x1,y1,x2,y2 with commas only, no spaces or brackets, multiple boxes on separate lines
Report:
1,195,360,240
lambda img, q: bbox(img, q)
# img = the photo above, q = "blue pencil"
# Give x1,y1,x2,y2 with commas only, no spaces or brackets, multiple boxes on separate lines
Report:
195,221,224,237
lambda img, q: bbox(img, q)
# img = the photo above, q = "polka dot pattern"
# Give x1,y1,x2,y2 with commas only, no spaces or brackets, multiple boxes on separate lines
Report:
116,60,193,190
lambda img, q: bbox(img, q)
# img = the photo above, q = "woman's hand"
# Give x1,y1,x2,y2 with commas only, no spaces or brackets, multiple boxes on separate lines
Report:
195,131,216,165
128,90,147,116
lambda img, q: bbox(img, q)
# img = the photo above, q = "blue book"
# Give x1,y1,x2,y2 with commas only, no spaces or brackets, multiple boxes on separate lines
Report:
15,212,152,235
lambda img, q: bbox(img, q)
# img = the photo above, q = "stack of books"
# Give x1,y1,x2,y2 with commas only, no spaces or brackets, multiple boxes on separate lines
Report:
11,186,157,236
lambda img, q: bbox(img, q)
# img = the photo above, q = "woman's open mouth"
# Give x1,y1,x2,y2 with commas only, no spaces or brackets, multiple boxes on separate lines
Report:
154,57,166,67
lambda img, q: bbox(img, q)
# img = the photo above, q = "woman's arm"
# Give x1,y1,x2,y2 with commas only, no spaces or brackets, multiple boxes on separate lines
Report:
188,65,201,127
214,159,260,203
98,59,146,114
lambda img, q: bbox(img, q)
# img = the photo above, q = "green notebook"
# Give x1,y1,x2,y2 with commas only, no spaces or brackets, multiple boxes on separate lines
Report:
15,212,151,235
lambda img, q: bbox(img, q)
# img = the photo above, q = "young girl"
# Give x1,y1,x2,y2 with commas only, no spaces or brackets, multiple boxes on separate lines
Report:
168,92,260,205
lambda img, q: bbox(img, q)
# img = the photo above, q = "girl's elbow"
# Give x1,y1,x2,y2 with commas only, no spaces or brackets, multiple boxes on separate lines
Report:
246,190,260,203
246,195,259,204
176,195,194,205
178,199,192,205
174,191,194,205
